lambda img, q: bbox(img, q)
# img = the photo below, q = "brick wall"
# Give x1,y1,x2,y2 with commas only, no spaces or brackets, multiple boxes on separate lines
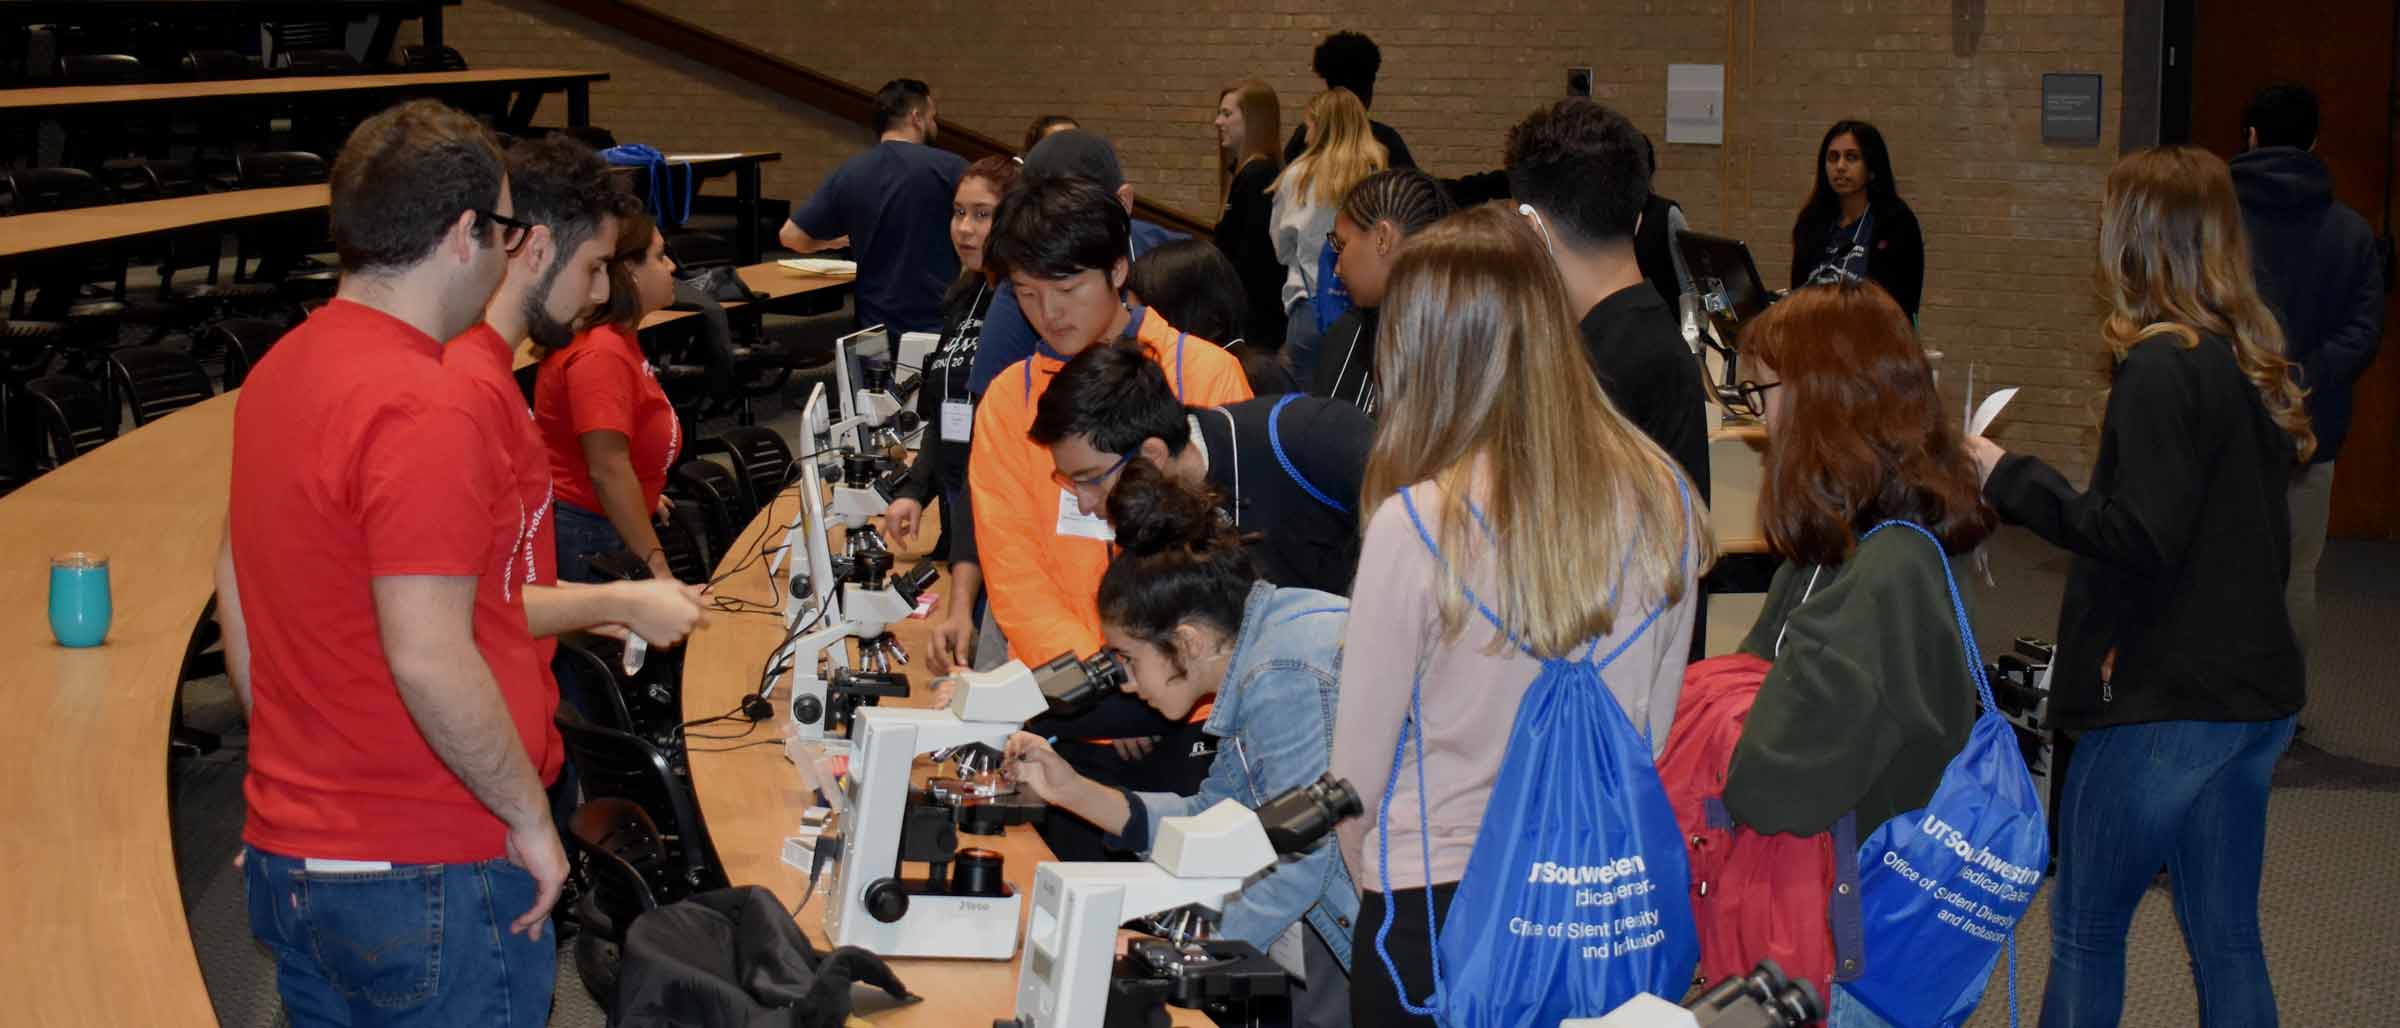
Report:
436,0,2124,474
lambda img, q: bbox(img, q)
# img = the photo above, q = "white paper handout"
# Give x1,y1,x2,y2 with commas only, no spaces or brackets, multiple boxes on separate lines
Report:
1968,387,2019,437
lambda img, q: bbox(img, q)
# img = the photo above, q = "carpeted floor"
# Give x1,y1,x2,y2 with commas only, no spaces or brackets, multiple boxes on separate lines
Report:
172,490,2400,1024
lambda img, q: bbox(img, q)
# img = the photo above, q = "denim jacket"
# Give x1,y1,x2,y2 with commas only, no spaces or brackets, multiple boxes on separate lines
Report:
1112,582,1359,968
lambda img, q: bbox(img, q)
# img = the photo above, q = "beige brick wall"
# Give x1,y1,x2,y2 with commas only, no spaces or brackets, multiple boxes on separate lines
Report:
437,0,2124,474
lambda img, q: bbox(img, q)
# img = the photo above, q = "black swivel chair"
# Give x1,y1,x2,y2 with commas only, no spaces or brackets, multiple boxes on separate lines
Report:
568,798,675,1008
202,317,289,389
666,459,744,563
687,426,794,524
554,710,730,898
55,55,152,165
22,375,119,469
106,346,214,427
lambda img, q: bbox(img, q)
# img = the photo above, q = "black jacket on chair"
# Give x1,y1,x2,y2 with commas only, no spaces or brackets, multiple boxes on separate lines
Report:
611,886,913,1028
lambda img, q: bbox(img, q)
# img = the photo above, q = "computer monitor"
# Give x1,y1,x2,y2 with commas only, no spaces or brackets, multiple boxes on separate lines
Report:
777,382,840,628
1675,230,1773,328
831,325,888,453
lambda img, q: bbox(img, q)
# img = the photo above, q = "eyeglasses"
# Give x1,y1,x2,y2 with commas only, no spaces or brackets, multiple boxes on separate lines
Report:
476,209,533,254
1324,230,1345,256
1724,378,1782,418
1051,450,1137,493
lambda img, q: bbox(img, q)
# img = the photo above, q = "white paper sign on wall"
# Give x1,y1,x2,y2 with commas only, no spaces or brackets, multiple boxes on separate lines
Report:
1666,64,1725,145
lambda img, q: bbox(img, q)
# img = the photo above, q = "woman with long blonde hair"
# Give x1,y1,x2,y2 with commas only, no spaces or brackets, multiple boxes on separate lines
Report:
1270,87,1387,371
1331,204,1711,1026
1968,145,2311,1027
1213,79,1287,348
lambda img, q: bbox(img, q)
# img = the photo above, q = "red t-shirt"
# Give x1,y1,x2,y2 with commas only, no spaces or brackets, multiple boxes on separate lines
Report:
535,324,681,515
231,301,562,864
444,324,561,672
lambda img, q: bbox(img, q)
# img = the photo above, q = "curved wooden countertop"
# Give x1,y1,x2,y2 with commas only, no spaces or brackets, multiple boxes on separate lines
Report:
681,493,1210,1025
0,67,608,115
0,392,234,1026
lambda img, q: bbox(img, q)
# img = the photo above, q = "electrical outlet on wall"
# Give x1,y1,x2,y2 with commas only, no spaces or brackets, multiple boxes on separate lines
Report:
1567,66,1593,98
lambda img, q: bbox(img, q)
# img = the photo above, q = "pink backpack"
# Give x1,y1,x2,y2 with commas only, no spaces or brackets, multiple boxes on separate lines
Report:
1656,653,1862,1002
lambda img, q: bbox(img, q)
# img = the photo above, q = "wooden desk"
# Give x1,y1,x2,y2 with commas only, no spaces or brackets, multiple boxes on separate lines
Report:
609,151,782,263
680,496,1207,1026
0,183,326,260
638,262,855,330
0,67,607,126
0,393,233,1027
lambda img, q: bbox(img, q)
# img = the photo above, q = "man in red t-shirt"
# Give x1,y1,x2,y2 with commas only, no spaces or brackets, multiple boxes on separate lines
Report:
212,100,568,1028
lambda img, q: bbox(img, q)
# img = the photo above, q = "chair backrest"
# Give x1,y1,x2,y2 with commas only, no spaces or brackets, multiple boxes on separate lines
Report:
691,426,793,520
277,48,362,76
207,317,288,389
399,45,470,72
101,159,203,203
57,54,145,85
108,346,215,427
666,459,742,562
180,49,264,81
23,375,118,468
9,168,112,213
662,231,738,273
655,502,713,585
554,637,638,735
267,20,344,53
237,151,328,188
554,711,729,897
569,798,668,933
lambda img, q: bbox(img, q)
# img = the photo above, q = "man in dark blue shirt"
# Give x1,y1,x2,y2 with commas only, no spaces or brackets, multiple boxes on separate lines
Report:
781,78,967,335
964,130,1187,396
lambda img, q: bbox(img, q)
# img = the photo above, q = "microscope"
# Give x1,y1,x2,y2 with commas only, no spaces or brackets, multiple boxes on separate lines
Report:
813,650,1133,960
998,775,1363,1028
1563,960,1820,1028
768,382,940,742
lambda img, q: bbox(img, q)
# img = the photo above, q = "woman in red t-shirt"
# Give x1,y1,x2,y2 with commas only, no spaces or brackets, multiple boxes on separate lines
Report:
536,207,684,582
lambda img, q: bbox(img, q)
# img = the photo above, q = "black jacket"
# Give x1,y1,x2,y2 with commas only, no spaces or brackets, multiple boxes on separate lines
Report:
2231,147,2385,464
1791,201,1925,319
894,276,995,563
1284,119,1416,170
612,886,911,1028
1310,306,1379,416
1215,157,1288,350
1196,395,1374,594
1984,333,2304,731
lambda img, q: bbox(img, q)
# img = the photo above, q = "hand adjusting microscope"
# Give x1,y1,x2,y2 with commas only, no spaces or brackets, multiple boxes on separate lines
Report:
810,649,1132,960
997,775,1363,1028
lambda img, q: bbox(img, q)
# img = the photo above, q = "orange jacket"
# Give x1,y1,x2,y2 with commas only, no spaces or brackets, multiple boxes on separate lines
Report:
968,309,1253,662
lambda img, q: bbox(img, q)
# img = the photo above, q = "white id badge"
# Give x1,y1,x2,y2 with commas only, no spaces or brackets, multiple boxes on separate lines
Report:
1055,488,1115,541
941,400,973,443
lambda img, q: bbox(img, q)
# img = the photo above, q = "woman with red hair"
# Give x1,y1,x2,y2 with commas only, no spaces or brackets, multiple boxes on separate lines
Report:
1718,279,1997,1027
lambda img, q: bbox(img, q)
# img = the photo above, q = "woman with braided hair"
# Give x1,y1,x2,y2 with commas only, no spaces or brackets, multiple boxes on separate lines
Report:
1312,167,1454,414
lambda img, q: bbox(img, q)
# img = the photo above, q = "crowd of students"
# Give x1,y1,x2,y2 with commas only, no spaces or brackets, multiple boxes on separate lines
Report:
209,28,2367,1027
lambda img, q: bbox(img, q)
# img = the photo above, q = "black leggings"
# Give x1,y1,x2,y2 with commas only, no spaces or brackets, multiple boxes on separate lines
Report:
1350,883,1459,1028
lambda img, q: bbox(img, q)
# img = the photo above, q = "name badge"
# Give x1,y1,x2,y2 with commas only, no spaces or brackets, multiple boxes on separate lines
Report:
1056,488,1115,541
941,400,973,443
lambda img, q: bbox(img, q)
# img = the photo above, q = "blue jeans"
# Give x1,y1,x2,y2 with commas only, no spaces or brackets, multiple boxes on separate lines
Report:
2038,716,2295,1028
553,501,624,585
245,846,555,1028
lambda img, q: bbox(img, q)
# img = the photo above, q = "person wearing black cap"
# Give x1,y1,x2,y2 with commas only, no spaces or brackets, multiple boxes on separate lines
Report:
965,128,1190,395
779,78,967,337
1281,31,1416,171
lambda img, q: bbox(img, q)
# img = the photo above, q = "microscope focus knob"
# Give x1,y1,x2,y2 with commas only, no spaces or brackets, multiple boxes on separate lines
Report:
791,695,824,725
863,877,910,924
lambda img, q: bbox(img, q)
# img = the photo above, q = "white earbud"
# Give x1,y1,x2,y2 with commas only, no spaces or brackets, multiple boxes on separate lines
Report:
1518,203,1559,259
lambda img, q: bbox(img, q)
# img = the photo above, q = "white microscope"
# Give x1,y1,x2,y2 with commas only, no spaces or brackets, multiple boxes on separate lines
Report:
767,383,937,742
815,651,1134,960
999,776,1364,1028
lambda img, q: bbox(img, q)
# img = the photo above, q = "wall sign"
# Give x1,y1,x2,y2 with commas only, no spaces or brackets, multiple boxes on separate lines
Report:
2042,73,2104,145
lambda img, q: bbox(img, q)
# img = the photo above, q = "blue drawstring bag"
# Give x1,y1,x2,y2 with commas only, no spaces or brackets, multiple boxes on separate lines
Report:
1844,520,2050,1028
1313,238,1352,334
599,144,693,228
1375,485,1699,1027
